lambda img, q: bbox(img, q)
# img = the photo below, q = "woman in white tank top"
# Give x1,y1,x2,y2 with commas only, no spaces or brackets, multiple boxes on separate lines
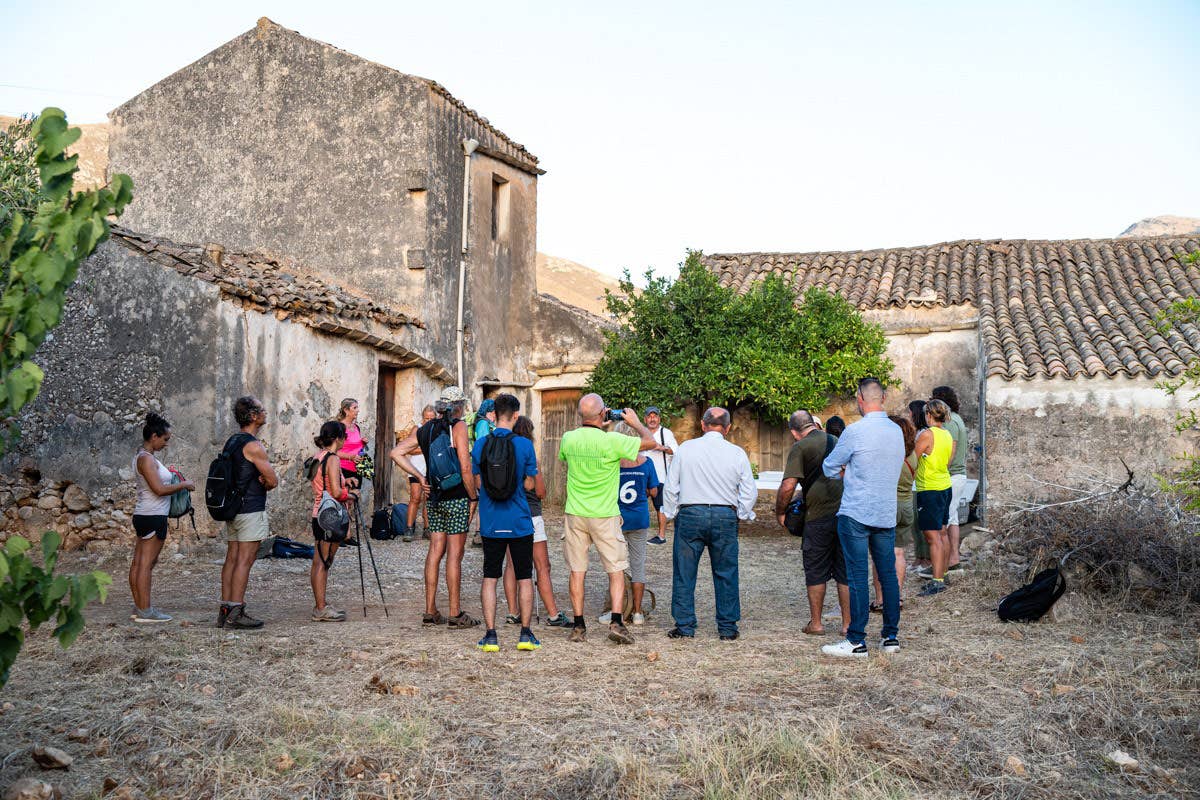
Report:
130,413,194,623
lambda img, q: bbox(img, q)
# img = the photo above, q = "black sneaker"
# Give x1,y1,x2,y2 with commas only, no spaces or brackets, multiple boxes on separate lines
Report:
225,605,265,630
719,631,739,641
666,627,694,639
647,536,667,545
918,581,947,597
343,538,360,548
881,637,901,653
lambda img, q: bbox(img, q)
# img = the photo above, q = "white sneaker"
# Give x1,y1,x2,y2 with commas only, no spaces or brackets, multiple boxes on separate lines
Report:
821,639,868,658
880,637,901,654
597,612,612,624
631,613,645,626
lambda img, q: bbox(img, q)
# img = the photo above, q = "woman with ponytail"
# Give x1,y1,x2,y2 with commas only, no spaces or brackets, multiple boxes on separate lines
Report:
310,420,358,622
130,412,194,623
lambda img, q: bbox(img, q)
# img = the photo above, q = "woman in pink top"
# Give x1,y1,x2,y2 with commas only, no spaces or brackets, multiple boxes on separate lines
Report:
336,398,365,481
311,420,358,622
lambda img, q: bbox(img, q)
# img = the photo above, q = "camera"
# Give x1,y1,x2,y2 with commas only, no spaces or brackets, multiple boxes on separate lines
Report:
606,409,624,422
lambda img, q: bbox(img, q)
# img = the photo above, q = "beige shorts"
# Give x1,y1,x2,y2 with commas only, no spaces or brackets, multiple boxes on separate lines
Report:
563,514,628,574
225,510,270,542
948,473,968,526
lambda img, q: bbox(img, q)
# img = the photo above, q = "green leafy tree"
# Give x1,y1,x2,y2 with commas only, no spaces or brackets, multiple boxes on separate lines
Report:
1157,249,1200,511
1,108,132,443
0,108,130,687
1,532,111,687
587,251,895,424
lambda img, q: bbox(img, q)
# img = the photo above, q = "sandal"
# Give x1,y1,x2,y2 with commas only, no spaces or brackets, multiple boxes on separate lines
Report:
870,602,883,614
422,611,446,626
802,622,826,636
448,611,481,629
504,614,520,625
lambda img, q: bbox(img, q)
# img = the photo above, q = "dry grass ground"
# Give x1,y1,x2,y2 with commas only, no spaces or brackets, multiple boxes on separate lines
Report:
1,514,1196,799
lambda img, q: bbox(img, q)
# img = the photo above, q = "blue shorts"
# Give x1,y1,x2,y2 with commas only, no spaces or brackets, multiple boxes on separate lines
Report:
915,488,952,532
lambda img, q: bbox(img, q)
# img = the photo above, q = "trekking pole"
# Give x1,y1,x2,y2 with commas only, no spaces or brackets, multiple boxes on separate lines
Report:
357,500,390,618
353,503,367,618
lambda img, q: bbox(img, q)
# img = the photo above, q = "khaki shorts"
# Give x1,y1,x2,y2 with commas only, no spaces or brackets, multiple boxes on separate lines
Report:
563,514,628,573
948,473,968,525
225,510,270,542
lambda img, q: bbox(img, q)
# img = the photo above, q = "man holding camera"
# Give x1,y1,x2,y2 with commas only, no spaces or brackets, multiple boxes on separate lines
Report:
558,393,657,644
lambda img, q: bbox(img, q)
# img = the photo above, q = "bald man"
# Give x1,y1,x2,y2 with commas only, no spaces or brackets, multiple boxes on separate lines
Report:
557,393,656,644
820,378,905,658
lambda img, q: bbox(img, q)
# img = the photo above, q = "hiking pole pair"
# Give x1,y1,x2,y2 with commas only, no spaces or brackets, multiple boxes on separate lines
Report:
350,498,390,618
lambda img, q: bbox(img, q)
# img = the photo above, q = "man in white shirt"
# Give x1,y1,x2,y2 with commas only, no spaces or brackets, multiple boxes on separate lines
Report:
644,406,678,545
662,407,757,640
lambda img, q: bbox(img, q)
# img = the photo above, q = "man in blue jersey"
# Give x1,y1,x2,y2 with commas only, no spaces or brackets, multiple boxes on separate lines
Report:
471,393,543,653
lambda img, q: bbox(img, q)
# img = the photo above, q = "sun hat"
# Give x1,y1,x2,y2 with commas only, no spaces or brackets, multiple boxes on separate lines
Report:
439,386,467,403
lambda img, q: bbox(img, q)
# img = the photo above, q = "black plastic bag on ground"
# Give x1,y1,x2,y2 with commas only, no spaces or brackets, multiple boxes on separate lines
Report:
998,567,1066,622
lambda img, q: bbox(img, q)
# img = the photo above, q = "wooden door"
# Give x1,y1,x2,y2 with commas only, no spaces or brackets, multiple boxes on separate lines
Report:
374,365,398,510
539,389,580,508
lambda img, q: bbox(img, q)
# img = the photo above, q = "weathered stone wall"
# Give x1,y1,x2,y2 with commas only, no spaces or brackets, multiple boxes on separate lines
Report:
0,241,411,549
984,376,1200,506
107,18,549,394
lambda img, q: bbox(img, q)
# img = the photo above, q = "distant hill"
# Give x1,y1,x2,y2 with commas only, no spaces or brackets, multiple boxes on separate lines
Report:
1118,215,1200,238
536,253,622,318
0,114,109,190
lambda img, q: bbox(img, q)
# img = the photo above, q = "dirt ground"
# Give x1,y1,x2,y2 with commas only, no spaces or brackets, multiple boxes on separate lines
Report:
1,513,1197,799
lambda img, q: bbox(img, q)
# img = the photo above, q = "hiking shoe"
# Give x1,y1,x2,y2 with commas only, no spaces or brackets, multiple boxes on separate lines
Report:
631,612,645,626
312,606,346,622
918,581,947,597
608,621,634,645
517,631,542,651
401,532,413,543
133,607,172,623
821,639,868,658
915,565,934,579
720,631,739,641
448,611,481,629
881,637,901,654
666,627,694,639
422,611,446,626
225,605,264,630
477,630,500,653
568,625,587,643
343,538,360,548
217,604,233,628
545,612,571,627
504,614,521,625
648,536,667,545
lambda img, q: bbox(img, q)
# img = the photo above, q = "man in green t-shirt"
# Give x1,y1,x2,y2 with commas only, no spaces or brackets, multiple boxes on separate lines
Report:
558,393,657,645
775,410,848,636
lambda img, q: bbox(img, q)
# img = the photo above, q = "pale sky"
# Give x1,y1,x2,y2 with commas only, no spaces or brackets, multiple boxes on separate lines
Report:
3,0,1198,279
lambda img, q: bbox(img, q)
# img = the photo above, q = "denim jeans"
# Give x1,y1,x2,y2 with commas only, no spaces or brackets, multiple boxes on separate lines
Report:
671,506,740,635
837,515,900,644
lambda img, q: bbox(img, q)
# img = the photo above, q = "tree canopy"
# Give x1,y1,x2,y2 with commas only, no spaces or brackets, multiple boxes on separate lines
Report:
586,251,895,424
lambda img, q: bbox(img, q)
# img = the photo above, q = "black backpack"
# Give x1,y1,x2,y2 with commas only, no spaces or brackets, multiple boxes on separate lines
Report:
370,508,395,540
998,567,1066,623
479,432,518,501
205,433,252,521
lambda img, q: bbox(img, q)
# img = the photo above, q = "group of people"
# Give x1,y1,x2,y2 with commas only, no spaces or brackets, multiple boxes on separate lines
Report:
124,378,972,657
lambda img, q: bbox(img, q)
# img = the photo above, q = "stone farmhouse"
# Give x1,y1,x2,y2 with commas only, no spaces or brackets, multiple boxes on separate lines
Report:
0,18,606,546
703,235,1200,512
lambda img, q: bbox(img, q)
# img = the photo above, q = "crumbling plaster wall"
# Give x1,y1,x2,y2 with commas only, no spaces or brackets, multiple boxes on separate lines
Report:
984,375,1200,505
0,242,389,549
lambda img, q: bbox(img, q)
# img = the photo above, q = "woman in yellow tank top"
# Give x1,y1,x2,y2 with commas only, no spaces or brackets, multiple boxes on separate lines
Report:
914,399,956,597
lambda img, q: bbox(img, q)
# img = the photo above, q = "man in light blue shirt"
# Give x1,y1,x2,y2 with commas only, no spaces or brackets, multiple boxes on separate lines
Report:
820,378,905,657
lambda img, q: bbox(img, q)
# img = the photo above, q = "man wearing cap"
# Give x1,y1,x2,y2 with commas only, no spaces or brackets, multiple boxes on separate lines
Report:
390,386,481,630
644,407,678,545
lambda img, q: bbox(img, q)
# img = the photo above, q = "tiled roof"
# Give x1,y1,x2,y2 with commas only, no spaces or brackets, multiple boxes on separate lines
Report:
703,237,1200,381
108,227,452,382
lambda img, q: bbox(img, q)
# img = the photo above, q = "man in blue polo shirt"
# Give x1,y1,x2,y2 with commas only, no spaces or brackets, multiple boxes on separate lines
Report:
471,393,543,653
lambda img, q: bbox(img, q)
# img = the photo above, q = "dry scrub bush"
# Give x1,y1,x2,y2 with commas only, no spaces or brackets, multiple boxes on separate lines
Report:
994,482,1200,613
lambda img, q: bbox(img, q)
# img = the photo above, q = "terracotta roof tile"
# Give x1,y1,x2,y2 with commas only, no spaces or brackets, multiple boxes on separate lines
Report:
702,236,1200,381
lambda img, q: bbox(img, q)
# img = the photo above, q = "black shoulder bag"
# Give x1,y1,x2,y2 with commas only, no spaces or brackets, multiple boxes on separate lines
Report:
785,433,836,538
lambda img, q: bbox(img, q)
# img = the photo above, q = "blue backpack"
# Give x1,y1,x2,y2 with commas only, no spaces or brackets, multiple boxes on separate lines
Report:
424,418,463,495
